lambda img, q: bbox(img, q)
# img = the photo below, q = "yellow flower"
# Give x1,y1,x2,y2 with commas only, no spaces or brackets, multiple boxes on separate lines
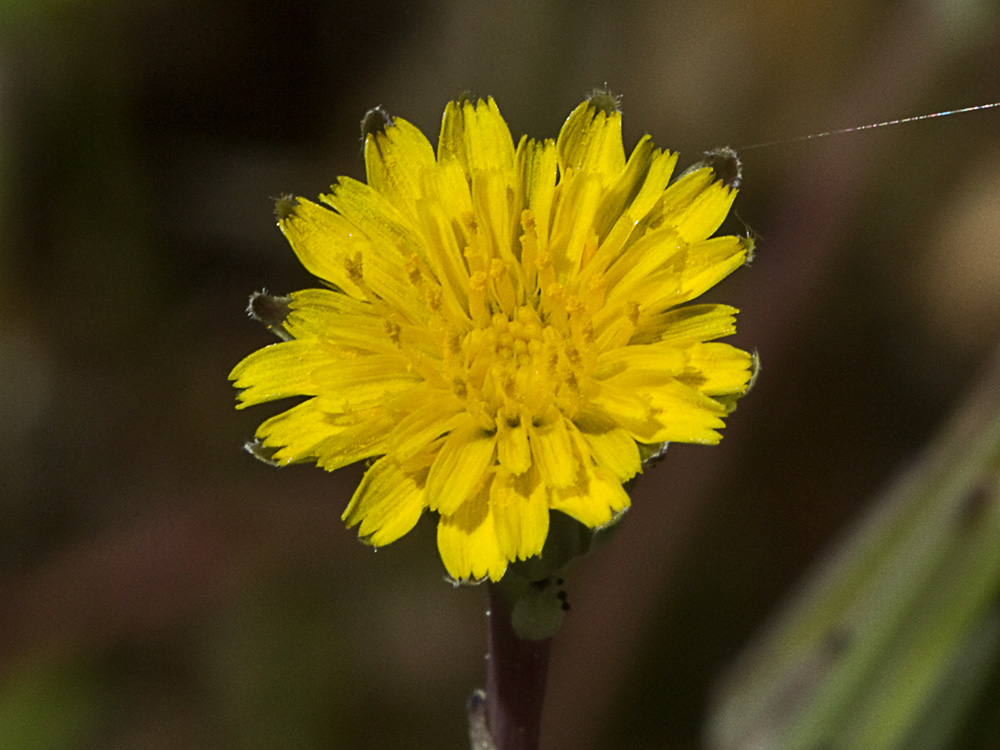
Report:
230,94,753,582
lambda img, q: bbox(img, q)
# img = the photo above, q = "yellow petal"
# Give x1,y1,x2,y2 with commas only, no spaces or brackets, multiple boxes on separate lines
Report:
549,172,603,275
388,394,466,462
283,289,378,343
319,179,431,313
343,456,427,547
322,176,420,247
594,342,687,381
437,486,508,581
425,417,497,515
284,290,435,362
313,414,396,472
589,381,658,434
591,302,639,352
608,235,750,313
550,463,630,528
438,97,516,178
255,400,346,465
619,145,678,225
463,97,516,176
437,98,468,167
678,342,753,396
278,199,367,297
496,411,531,474
309,353,421,408
632,303,739,346
591,134,655,235
230,340,331,407
601,224,684,302
592,138,677,253
527,414,577,488
470,168,516,269
642,380,729,444
656,166,737,244
414,159,475,313
490,467,549,561
364,115,436,219
572,414,641,483
674,236,751,305
590,373,728,445
514,136,557,250
556,100,626,178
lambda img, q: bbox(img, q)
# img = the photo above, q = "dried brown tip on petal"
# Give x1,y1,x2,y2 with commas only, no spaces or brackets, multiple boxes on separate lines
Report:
638,441,669,468
247,290,293,340
273,193,298,221
587,87,621,115
244,439,280,466
702,146,742,190
247,290,290,325
360,106,393,141
746,350,762,394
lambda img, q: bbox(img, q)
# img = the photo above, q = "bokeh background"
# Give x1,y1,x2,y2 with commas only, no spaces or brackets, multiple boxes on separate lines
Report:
2,1,999,748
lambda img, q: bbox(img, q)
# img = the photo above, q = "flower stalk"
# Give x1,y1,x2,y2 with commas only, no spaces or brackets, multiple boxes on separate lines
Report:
484,583,553,750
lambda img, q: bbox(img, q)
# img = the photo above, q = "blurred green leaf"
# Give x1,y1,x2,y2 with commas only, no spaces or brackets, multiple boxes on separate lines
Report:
901,610,1000,750
706,348,1000,750
0,655,103,750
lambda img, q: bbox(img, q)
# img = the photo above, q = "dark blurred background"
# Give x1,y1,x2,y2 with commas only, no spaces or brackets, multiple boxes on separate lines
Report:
1,1,999,748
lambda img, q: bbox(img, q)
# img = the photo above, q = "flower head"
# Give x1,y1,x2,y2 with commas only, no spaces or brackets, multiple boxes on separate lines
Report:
230,94,753,581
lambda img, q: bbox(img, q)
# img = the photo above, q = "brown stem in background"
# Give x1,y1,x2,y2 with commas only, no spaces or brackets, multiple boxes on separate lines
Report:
484,583,552,750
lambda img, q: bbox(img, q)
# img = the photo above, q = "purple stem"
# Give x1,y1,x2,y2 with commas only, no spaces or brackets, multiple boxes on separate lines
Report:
485,583,553,750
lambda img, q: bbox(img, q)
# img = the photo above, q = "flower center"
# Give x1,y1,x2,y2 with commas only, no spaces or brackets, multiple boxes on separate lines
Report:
447,289,600,432
384,210,613,433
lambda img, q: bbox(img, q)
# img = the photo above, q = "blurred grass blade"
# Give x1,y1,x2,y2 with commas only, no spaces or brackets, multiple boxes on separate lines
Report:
899,609,1000,750
0,656,102,750
705,346,1000,750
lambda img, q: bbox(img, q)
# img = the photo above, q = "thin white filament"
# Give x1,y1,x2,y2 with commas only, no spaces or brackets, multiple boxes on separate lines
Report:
738,101,1000,151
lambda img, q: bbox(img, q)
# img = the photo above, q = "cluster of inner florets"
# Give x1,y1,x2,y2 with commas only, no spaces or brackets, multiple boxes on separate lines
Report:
458,308,583,425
